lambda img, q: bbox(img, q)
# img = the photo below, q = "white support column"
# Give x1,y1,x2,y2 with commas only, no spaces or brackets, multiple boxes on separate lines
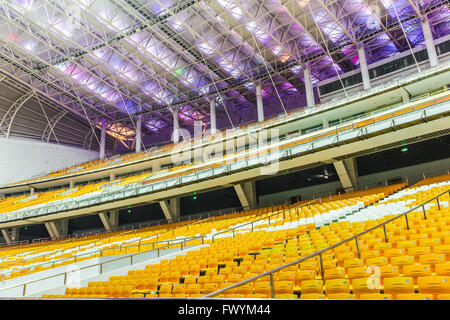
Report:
1,229,11,244
169,198,180,220
255,82,265,123
44,222,60,239
322,118,329,129
172,109,180,144
160,200,174,221
10,228,19,242
304,66,315,108
135,111,142,152
99,212,114,233
234,181,257,210
333,158,359,193
30,187,35,195
110,173,116,181
109,210,119,230
69,180,75,188
210,98,217,135
100,119,107,159
421,19,438,67
358,46,371,90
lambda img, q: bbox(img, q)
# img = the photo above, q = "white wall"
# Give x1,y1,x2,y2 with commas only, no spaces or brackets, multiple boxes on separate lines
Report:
0,137,99,187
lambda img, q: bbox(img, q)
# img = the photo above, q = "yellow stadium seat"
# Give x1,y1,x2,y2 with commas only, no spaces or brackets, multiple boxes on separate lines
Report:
325,279,350,295
418,276,450,299
396,293,433,300
383,277,414,299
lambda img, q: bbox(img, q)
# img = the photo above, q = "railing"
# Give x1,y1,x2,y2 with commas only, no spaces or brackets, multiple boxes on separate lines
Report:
0,234,206,281
0,202,290,280
211,200,318,243
203,188,450,298
1,89,449,224
0,235,206,297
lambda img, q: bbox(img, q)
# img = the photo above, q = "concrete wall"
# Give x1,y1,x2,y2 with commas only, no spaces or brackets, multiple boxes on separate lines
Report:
0,137,99,187
258,158,450,206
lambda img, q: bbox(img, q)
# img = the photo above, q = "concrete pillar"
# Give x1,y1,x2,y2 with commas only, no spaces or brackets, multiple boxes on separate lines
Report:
159,198,180,221
333,158,359,193
69,180,75,188
30,187,35,195
110,172,116,181
255,82,264,123
210,98,217,135
135,111,142,152
358,45,371,90
1,228,18,244
322,118,329,129
172,109,180,144
44,220,68,239
304,66,315,108
100,119,107,159
421,19,438,67
234,181,257,210
1,229,11,244
99,211,118,233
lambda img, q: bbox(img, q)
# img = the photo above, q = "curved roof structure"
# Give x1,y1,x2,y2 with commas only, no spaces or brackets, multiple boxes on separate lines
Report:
0,0,448,151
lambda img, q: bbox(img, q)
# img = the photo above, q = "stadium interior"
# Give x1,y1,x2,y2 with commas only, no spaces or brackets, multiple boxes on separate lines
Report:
0,0,448,301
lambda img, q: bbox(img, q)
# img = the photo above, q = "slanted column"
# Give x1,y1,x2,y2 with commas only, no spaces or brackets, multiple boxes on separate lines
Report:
135,109,142,152
172,109,180,144
99,211,118,233
1,228,18,244
234,181,257,210
358,45,371,90
255,82,264,123
421,19,438,67
44,220,68,239
304,66,315,108
159,198,180,221
333,158,359,193
100,119,107,159
210,98,217,135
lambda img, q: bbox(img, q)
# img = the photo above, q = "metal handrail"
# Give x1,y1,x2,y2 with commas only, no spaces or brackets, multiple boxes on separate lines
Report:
0,205,255,277
0,235,206,297
211,200,318,242
203,187,450,298
0,234,206,281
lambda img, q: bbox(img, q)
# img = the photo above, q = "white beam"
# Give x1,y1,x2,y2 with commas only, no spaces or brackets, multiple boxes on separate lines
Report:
210,98,217,135
358,46,371,90
99,119,107,159
422,19,438,67
172,109,180,144
255,82,264,123
304,66,315,108
135,112,142,153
